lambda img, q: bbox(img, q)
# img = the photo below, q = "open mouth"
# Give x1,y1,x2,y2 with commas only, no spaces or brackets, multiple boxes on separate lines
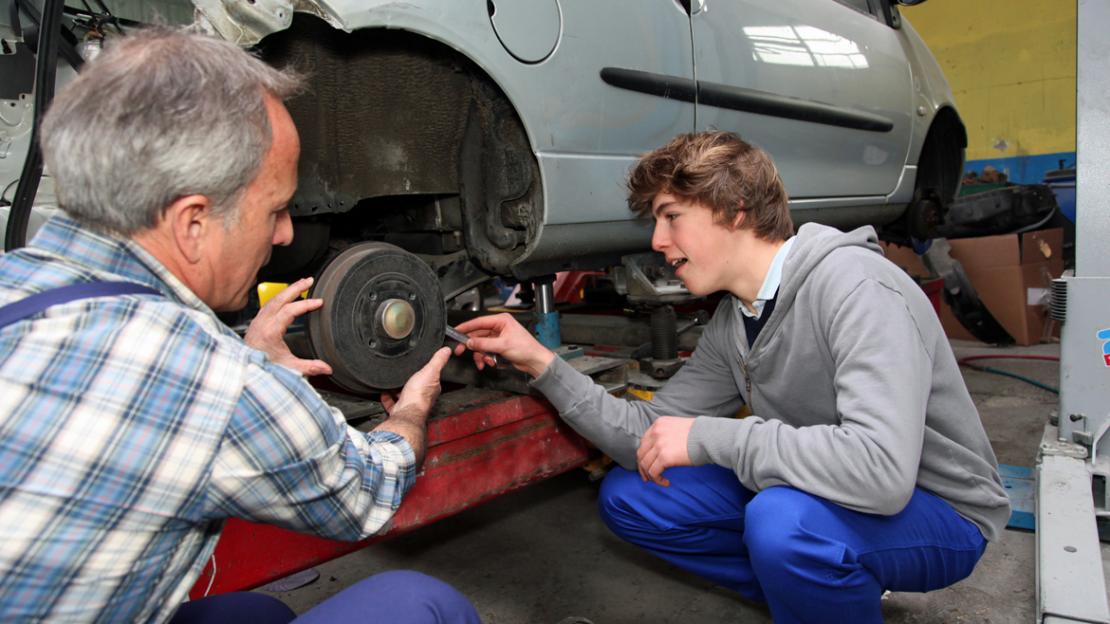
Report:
669,258,688,269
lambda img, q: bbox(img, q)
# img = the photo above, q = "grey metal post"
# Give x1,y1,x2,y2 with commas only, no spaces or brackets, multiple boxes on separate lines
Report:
1060,0,1110,459
1076,0,1110,276
1035,2,1110,621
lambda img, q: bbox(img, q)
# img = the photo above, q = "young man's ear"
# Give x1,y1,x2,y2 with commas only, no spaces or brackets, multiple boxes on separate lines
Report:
165,194,215,264
730,202,746,231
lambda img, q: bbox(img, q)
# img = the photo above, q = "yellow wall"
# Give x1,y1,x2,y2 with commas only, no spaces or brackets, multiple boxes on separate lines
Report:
902,1,1076,162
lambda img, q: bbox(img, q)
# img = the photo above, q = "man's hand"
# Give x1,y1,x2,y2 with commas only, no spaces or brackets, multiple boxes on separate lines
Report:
244,277,333,377
636,416,695,487
453,313,555,378
375,347,452,466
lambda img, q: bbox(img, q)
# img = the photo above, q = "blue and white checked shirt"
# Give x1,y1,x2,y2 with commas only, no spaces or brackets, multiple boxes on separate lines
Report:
0,216,417,622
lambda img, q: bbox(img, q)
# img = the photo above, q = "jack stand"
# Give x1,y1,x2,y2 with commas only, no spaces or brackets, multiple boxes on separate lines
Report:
533,275,561,349
641,304,683,379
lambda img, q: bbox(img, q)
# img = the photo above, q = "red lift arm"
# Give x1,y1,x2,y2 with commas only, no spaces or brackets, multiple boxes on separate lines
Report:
189,390,590,597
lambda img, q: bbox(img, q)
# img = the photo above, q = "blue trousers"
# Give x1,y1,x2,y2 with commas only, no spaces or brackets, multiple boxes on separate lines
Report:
598,465,986,624
170,570,480,624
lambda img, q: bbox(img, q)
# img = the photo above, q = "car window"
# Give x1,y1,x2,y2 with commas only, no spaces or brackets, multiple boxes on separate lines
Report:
833,0,876,18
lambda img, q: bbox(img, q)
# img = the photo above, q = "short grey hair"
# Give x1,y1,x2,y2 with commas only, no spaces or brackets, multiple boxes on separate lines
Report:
40,27,303,235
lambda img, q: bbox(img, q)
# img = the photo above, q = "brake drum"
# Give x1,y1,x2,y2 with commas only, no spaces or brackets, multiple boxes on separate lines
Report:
307,242,446,393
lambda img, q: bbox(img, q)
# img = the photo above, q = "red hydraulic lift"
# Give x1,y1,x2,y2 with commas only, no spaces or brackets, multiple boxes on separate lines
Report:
189,388,590,597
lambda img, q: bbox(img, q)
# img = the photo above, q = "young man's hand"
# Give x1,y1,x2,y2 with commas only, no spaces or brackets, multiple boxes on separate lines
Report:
636,416,695,487
244,276,333,377
453,313,556,379
376,346,452,465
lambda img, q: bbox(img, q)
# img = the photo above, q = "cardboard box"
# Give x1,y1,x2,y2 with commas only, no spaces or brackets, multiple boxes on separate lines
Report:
947,229,1063,345
883,229,1064,346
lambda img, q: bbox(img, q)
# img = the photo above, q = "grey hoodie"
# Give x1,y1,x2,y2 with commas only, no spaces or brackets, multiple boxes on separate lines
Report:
532,223,1010,541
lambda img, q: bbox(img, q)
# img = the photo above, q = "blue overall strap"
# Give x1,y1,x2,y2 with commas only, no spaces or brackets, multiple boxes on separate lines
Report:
0,281,162,331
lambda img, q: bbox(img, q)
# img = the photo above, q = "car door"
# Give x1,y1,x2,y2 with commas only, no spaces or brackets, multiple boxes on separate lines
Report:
536,0,696,226
690,0,914,199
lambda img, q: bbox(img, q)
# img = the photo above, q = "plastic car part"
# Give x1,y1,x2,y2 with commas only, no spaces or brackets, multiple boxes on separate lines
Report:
922,239,1013,345
306,242,446,392
936,185,1059,239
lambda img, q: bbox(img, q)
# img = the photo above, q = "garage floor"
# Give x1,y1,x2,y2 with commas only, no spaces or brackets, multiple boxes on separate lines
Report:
260,339,1110,623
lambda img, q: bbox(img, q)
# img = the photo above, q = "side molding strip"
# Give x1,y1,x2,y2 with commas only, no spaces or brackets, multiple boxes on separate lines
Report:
600,67,893,133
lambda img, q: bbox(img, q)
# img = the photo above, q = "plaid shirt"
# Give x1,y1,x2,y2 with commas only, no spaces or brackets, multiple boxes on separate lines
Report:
0,216,417,622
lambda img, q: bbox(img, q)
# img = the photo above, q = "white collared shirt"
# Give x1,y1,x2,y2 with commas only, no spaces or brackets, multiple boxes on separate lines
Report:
739,237,795,320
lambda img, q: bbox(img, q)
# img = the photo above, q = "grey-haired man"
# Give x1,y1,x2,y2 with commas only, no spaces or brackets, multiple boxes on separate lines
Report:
0,28,477,623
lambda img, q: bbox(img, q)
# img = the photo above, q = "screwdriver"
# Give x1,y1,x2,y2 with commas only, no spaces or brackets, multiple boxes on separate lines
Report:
445,324,498,366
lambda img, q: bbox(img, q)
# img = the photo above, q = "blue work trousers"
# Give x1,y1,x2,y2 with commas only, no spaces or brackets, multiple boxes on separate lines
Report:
598,465,986,624
170,570,480,624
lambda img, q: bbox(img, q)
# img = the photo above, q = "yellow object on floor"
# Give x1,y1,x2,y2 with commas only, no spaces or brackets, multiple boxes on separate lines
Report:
627,386,752,418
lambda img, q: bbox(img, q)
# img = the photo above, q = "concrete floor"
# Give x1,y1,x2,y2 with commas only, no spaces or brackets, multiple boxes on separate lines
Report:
260,339,1110,623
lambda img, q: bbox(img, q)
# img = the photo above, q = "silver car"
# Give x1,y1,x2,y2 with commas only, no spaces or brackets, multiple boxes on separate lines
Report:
184,0,964,280
1,0,962,389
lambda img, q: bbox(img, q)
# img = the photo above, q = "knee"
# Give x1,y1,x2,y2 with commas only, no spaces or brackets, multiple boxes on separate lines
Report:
365,569,447,592
597,467,653,535
170,592,295,624
361,571,476,622
743,487,812,565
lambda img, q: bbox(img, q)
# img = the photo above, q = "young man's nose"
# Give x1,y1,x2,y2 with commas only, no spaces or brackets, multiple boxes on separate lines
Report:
651,222,670,252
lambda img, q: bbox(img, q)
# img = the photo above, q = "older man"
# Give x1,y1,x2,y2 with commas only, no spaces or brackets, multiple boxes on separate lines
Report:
0,29,477,623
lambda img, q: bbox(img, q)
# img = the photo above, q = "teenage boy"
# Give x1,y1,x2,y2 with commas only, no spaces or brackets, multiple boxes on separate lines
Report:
454,131,1009,623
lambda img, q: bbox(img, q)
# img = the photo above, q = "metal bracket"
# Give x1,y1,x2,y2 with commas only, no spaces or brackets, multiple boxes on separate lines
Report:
192,0,296,46
1040,423,1090,461
417,251,490,302
0,93,32,162
612,252,692,304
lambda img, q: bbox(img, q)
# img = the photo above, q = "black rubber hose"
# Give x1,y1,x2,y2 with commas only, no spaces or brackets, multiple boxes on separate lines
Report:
5,0,66,251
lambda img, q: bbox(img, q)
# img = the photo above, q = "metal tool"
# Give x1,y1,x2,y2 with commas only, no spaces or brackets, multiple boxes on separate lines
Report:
445,324,497,366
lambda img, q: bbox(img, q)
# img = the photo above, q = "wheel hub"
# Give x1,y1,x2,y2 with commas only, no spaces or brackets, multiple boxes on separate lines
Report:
307,242,446,392
378,298,416,340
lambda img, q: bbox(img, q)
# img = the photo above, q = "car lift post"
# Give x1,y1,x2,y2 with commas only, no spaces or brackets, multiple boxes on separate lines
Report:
1035,1,1110,621
533,274,561,349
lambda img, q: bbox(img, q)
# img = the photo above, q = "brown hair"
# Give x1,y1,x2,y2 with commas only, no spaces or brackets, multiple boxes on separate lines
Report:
626,131,794,240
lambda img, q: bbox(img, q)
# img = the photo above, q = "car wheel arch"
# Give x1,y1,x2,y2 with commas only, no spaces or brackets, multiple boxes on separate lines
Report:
258,15,546,278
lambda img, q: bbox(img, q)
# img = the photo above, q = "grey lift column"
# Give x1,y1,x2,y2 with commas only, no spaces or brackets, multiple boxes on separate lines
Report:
1036,1,1110,621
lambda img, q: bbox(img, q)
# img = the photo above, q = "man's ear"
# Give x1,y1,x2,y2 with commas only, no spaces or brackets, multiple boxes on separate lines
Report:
730,202,746,231
164,194,215,264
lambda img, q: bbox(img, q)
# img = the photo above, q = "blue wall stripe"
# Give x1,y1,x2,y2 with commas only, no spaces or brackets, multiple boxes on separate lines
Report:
965,151,1076,185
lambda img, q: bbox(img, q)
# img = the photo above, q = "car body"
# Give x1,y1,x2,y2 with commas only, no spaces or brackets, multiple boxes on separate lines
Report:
196,0,964,287
2,0,964,287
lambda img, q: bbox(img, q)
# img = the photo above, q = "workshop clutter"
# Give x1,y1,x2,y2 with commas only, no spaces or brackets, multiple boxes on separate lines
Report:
882,228,1064,346
945,228,1063,345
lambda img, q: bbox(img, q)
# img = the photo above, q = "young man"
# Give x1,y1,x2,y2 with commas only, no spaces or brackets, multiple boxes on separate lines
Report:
0,29,476,623
456,131,1009,623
